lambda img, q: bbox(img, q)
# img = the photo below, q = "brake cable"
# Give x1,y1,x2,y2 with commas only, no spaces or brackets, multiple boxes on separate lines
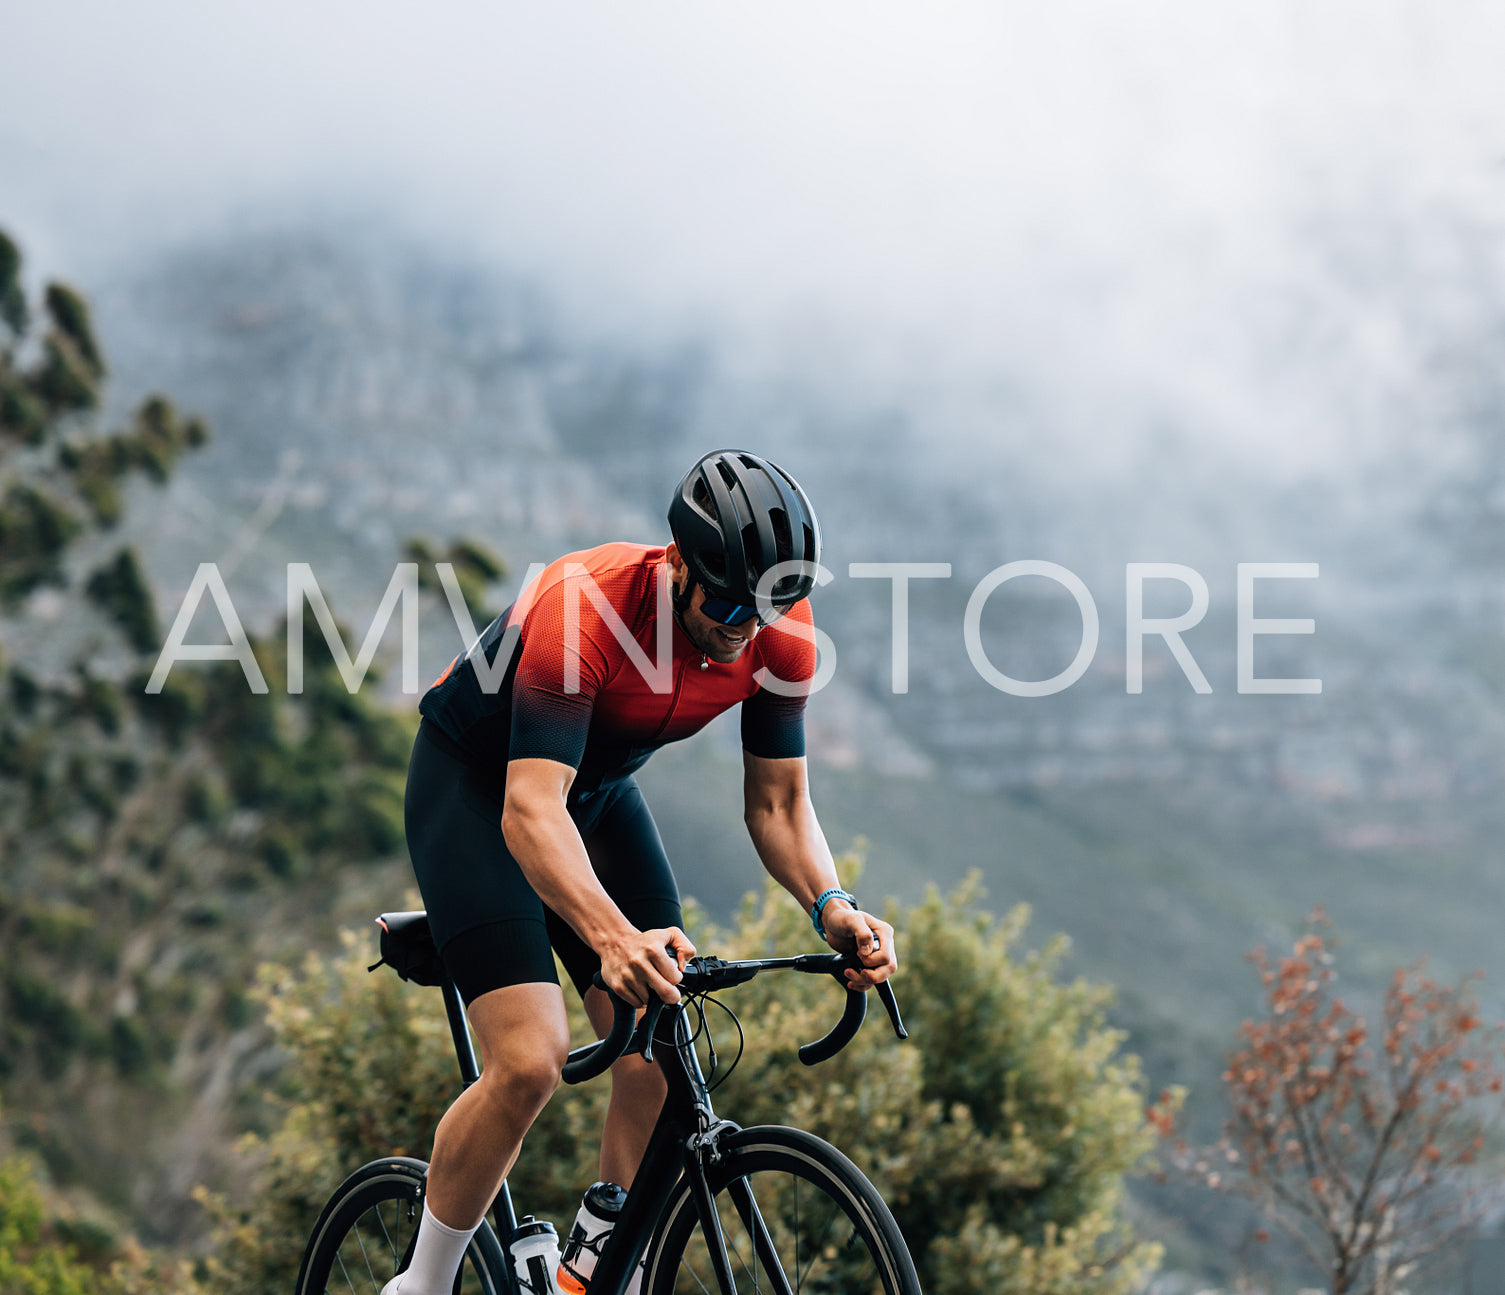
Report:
700,993,745,1093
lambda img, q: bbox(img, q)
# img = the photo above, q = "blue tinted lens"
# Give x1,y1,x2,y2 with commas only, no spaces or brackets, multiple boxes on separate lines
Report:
701,598,753,625
700,596,791,627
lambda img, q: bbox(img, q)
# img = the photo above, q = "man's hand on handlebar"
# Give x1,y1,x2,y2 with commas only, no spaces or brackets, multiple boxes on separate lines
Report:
599,926,696,1007
821,904,897,991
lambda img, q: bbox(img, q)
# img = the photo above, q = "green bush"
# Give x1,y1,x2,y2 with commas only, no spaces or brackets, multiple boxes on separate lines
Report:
4,972,95,1078
203,866,1162,1295
84,551,159,654
108,1017,151,1079
694,872,1164,1295
0,1125,198,1295
18,904,93,959
0,1152,97,1295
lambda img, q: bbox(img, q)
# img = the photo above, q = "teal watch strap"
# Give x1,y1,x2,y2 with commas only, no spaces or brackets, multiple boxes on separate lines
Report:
810,888,857,939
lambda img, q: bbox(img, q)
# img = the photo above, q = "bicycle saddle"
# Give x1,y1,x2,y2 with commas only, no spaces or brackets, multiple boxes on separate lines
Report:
371,910,446,986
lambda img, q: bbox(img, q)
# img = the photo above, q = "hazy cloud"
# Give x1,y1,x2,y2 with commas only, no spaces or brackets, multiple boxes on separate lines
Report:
5,0,1505,474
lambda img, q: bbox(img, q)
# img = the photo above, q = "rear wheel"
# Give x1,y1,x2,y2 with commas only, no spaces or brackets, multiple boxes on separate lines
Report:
295,1157,508,1295
642,1127,920,1295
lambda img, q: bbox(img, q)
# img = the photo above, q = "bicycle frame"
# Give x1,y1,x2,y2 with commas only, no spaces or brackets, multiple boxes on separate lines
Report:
440,978,738,1295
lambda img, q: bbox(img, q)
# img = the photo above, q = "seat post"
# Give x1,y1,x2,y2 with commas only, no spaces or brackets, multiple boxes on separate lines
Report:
441,978,482,1088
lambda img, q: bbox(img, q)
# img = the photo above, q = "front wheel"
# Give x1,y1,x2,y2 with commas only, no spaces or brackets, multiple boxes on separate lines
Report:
642,1126,921,1295
295,1157,510,1295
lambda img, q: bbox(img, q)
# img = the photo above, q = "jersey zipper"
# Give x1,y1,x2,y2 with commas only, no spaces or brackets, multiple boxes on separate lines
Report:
650,652,693,742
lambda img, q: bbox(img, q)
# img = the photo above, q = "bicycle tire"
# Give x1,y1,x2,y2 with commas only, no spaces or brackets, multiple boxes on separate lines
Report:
641,1126,921,1295
295,1157,511,1295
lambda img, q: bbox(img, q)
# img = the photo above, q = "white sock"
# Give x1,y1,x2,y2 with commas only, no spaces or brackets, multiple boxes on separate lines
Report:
394,1200,480,1295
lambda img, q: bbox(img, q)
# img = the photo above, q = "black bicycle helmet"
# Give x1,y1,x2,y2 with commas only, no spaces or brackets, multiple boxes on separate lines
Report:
668,449,822,611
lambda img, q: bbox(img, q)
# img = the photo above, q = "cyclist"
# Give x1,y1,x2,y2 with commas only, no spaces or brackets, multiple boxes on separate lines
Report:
387,449,898,1295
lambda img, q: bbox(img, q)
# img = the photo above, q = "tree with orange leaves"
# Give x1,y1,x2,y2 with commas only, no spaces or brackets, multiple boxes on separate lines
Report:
1166,909,1505,1294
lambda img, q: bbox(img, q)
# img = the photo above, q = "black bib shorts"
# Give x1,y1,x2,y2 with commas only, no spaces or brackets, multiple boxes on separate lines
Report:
404,721,683,1006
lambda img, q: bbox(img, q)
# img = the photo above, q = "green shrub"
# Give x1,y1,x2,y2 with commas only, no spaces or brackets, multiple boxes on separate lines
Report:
0,1153,97,1295
108,1017,151,1078
202,865,1163,1295
182,774,230,827
0,1138,200,1295
19,904,93,958
84,551,159,654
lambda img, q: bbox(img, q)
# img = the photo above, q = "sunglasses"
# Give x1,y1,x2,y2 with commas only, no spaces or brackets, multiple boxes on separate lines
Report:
699,593,794,628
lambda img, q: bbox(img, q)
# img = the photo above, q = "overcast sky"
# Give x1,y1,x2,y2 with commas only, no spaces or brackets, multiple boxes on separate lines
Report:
5,0,1505,475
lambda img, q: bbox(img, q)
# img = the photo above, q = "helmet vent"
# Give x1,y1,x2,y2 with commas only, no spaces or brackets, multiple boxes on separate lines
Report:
740,521,762,583
768,508,794,566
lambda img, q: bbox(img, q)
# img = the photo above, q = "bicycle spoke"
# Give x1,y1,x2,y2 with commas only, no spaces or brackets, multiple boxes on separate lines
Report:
375,1200,399,1269
681,1253,713,1295
725,1222,758,1293
723,1204,761,1295
692,1195,760,1295
299,1165,506,1295
794,1188,848,1293
353,1213,380,1291
669,1167,895,1295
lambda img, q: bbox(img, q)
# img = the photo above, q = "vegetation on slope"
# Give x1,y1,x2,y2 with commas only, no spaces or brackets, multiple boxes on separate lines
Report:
203,865,1168,1295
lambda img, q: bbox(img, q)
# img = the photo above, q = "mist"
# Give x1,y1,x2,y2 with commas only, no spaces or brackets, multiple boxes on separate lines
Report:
6,0,1505,818
6,0,1505,485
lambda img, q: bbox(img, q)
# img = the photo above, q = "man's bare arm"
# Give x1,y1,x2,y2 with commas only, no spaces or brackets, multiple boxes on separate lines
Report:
742,750,896,989
503,757,691,1005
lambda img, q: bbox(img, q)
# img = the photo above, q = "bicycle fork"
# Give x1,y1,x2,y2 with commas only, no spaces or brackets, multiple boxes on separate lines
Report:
681,1133,795,1295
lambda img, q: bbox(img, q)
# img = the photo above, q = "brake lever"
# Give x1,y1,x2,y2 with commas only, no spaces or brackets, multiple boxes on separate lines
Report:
637,941,688,1064
823,951,908,1039
875,980,908,1040
636,997,667,1064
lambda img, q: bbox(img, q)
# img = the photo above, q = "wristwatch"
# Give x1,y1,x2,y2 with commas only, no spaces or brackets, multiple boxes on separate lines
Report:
810,887,858,940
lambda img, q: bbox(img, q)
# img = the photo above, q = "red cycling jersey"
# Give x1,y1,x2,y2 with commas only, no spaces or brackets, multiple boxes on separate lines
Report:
419,543,817,795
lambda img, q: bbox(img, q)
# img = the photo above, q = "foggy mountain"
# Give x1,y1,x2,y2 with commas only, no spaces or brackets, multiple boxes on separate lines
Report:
87,222,1505,823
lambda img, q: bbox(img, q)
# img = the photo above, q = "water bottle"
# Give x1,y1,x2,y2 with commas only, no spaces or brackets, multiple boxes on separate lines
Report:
510,1216,563,1295
556,1181,628,1294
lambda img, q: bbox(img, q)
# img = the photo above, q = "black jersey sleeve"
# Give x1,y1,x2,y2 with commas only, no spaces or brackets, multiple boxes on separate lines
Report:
740,687,807,759
740,603,817,760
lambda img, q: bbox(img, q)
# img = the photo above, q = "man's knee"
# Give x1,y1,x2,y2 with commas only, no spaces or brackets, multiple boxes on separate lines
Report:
484,1047,566,1111
468,982,570,1109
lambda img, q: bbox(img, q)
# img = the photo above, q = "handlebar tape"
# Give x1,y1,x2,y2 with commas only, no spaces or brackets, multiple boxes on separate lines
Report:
561,972,636,1084
798,986,868,1066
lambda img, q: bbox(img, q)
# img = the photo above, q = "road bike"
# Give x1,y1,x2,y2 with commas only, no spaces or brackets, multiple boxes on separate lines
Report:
295,909,921,1295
